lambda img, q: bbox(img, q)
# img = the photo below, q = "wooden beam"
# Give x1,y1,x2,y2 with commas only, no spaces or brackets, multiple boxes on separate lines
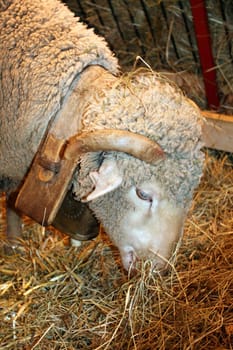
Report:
201,110,233,153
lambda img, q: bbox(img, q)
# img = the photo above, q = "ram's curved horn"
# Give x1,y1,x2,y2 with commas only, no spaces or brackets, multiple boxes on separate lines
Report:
64,129,165,165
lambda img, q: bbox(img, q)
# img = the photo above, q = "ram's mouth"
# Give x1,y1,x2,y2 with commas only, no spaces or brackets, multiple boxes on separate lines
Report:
120,246,137,272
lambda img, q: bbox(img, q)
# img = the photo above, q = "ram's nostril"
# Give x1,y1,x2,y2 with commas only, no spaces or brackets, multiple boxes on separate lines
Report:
121,247,137,271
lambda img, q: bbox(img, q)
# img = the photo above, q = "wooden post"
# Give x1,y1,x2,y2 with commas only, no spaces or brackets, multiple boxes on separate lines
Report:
190,0,220,109
201,111,233,153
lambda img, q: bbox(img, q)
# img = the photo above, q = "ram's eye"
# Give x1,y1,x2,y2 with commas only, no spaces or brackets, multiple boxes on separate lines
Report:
136,188,153,202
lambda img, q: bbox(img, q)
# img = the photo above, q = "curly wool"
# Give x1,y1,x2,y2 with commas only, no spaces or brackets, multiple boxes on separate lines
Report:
73,72,205,208
0,0,118,186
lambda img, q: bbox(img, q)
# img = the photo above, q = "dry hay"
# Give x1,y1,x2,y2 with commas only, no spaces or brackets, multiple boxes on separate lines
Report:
0,152,232,350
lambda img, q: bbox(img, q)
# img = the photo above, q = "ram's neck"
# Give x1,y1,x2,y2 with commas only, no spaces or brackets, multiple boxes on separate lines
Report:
50,65,117,140
76,65,118,129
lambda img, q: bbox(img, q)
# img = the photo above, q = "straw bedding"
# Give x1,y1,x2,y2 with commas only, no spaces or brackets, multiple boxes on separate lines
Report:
0,151,232,349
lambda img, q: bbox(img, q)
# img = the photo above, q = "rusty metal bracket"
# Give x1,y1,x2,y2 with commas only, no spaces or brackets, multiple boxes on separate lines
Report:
15,73,84,227
15,133,78,226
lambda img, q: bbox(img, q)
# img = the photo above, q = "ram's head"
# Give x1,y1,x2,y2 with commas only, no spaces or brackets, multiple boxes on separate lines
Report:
71,72,205,271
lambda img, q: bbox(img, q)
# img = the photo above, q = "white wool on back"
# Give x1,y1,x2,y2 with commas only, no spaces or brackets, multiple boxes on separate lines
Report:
0,0,118,187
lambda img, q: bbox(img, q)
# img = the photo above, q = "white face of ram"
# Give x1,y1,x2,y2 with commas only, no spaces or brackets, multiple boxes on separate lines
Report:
118,182,186,271
84,159,186,272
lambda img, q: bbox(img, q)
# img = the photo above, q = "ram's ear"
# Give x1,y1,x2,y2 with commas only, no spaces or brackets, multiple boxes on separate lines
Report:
84,159,123,202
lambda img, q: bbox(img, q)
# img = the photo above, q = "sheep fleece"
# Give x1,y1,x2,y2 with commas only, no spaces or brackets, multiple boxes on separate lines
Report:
0,0,118,189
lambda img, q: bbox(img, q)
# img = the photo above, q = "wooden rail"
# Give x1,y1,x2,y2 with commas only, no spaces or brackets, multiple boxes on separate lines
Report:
201,111,233,153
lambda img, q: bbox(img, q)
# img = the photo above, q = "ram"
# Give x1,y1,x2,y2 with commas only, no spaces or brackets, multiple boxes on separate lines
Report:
0,0,204,271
